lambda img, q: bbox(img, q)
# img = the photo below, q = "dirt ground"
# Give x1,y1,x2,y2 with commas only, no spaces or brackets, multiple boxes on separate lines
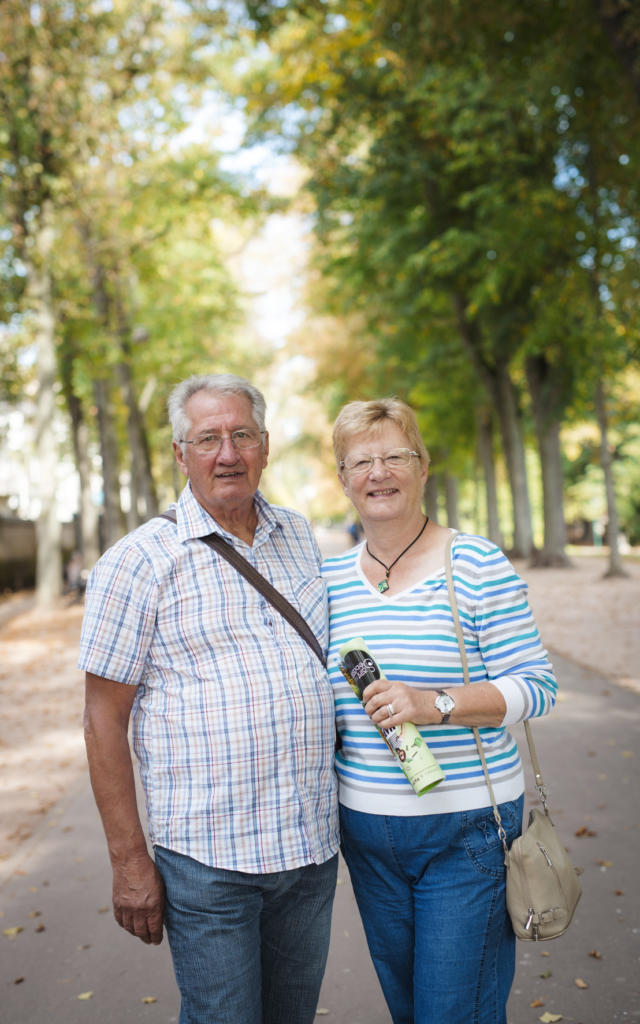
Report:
0,551,638,867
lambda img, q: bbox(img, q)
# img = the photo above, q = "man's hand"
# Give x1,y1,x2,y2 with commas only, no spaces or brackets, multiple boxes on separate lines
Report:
112,851,166,945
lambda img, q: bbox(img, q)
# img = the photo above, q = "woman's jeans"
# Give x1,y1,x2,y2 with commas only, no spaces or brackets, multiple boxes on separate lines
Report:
340,797,524,1024
154,846,338,1024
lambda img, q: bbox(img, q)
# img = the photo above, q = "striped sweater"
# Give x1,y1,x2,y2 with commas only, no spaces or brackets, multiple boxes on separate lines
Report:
322,532,557,816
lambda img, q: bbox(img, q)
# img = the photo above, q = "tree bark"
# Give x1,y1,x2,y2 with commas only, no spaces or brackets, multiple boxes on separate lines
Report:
444,473,460,529
424,471,439,524
453,296,534,557
114,291,158,525
475,406,504,548
594,376,628,578
525,355,571,567
28,202,63,607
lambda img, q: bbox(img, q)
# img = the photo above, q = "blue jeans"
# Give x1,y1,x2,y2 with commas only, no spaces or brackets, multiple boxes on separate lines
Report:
340,797,524,1024
154,847,338,1024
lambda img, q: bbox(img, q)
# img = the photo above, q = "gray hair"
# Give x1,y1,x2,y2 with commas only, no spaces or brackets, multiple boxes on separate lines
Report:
168,374,267,449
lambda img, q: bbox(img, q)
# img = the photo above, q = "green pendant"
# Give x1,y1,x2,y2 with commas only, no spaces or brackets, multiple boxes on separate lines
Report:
377,578,390,594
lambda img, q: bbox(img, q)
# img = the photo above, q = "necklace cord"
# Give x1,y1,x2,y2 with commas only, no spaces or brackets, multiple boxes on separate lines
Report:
366,516,429,590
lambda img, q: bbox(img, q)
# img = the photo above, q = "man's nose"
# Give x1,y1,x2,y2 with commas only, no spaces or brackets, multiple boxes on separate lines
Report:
216,437,239,461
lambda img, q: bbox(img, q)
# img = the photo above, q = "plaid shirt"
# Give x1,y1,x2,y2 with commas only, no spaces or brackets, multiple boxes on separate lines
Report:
79,485,338,873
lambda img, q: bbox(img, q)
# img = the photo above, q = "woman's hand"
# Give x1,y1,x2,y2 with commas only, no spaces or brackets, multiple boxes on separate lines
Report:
362,678,431,728
362,677,507,729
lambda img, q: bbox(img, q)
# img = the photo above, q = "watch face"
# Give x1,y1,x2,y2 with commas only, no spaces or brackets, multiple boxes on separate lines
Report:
435,693,455,714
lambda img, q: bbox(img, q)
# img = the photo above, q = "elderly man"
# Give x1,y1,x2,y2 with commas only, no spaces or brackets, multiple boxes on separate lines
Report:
79,373,338,1024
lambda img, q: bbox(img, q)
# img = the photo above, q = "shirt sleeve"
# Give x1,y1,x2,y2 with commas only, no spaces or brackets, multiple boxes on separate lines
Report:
78,539,159,685
458,538,558,727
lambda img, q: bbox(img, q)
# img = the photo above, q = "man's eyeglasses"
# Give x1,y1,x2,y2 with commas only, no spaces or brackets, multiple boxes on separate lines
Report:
340,448,420,476
180,429,265,455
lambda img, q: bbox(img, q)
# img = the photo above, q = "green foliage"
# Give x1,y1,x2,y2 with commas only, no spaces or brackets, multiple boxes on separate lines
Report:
239,0,640,540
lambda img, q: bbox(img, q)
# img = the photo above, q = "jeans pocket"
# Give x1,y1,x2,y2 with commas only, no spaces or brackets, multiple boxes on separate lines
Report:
462,797,523,878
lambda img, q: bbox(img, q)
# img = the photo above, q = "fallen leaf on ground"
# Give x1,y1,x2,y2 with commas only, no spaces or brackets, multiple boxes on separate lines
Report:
3,926,23,938
14,977,24,985
539,1014,563,1023
141,996,157,1004
35,923,45,933
588,950,602,959
540,970,552,979
596,859,613,867
315,1011,330,1017
77,991,94,1000
575,978,589,989
530,998,545,1007
575,826,597,837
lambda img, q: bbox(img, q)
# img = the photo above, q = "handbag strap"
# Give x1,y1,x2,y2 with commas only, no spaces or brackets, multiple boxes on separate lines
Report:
444,532,550,853
158,509,326,667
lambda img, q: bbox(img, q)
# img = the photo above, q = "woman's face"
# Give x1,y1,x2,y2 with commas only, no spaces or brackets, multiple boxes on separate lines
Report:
338,420,428,526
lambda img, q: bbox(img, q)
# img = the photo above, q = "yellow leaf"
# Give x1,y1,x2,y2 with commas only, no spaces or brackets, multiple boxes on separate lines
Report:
77,991,94,1000
315,1011,330,1017
539,1014,563,1023
141,997,157,1004
3,926,23,938
575,978,589,989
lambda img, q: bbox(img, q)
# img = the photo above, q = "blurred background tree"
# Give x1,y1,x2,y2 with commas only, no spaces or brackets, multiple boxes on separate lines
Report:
1,0,639,603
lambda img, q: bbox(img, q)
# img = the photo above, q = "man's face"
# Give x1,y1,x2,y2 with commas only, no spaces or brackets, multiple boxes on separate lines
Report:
173,391,269,521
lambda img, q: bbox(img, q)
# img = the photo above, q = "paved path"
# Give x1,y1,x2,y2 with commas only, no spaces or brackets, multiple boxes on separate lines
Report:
2,651,639,1024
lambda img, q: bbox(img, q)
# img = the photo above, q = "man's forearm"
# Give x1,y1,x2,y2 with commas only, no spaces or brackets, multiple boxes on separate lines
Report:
84,674,165,944
84,711,147,862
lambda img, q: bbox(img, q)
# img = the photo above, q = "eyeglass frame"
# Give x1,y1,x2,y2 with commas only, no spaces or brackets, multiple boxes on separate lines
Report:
178,428,266,454
339,447,421,476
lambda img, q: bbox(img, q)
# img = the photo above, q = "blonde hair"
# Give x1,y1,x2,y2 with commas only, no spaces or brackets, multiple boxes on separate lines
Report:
332,398,430,468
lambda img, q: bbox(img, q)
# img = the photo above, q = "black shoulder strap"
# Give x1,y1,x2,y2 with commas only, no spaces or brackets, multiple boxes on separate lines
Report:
158,509,326,667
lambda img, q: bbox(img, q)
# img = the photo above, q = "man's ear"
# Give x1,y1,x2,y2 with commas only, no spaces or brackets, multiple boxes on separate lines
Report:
173,440,189,478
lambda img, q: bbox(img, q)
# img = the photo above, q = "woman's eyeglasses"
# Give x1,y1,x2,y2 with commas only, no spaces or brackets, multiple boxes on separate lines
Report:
340,448,420,476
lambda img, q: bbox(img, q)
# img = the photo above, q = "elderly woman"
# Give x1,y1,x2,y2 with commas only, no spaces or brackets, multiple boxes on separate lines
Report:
322,398,557,1024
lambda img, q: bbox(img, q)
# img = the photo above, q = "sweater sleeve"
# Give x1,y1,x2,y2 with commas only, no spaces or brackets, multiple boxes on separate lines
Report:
454,536,558,727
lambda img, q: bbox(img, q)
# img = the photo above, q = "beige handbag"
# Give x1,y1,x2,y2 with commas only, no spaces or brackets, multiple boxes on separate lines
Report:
444,534,582,941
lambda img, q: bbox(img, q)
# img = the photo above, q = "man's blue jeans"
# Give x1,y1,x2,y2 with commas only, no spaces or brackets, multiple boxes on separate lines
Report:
340,797,524,1024
154,847,338,1024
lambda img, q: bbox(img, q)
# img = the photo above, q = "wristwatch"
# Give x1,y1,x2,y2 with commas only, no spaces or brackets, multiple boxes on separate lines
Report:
434,690,455,724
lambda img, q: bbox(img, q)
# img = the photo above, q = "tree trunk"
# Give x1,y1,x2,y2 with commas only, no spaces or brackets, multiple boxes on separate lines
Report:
444,473,460,529
78,222,124,549
492,364,534,558
27,202,63,607
525,355,571,567
60,341,101,571
475,406,504,548
93,374,123,550
424,471,439,524
114,292,158,524
453,296,534,557
594,376,628,578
